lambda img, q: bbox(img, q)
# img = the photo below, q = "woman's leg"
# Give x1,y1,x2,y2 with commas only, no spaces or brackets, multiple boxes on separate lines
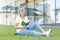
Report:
16,29,51,37
16,30,42,36
27,22,44,32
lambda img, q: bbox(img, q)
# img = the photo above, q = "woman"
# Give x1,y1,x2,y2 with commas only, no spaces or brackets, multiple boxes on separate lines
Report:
14,8,51,37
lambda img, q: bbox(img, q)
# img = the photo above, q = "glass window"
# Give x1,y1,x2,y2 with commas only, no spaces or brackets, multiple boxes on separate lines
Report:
15,0,60,24
44,0,56,24
56,0,60,23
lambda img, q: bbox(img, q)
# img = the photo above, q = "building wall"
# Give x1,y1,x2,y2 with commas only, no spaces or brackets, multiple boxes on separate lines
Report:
0,14,4,25
0,13,17,25
56,12,60,23
47,5,54,24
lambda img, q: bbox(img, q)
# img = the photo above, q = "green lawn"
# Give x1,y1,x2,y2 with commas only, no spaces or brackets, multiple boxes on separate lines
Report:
0,25,60,40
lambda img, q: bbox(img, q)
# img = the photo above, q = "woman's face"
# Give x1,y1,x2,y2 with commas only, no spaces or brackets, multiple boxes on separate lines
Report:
20,10,26,17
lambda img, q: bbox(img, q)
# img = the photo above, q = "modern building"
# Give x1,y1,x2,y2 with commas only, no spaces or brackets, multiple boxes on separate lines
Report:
55,8,60,23
15,0,54,24
0,0,60,25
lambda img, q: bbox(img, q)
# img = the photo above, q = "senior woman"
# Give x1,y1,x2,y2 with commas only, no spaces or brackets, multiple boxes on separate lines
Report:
14,8,51,37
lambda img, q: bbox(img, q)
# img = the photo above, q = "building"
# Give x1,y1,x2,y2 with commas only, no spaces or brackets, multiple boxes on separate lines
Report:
56,8,60,23
0,0,56,25
15,0,54,24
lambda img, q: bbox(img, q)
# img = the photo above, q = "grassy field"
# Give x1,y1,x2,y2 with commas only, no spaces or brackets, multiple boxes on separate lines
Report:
0,25,60,40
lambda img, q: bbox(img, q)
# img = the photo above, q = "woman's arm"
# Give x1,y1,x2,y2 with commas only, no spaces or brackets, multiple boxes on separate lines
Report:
14,23,28,29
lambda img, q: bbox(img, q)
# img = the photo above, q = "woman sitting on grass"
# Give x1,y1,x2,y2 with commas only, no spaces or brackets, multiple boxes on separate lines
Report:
14,8,51,37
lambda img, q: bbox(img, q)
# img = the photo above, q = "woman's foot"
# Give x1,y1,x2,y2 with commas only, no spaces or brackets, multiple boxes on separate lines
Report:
42,29,52,37
45,29,52,37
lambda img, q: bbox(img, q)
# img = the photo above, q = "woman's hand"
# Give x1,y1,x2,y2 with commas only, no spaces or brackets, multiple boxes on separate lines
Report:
14,23,28,29
24,26,28,29
14,26,28,29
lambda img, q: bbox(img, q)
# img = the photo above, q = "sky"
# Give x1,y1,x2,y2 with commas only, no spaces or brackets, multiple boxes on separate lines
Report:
0,0,5,11
0,0,15,11
0,0,60,21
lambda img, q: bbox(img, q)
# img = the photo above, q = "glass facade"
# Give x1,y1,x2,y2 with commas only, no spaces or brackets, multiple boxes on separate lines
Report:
0,0,60,25
15,0,60,24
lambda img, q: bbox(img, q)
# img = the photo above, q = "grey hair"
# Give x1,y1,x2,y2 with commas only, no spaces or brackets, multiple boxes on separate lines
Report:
19,7,25,14
20,7,25,12
19,7,26,16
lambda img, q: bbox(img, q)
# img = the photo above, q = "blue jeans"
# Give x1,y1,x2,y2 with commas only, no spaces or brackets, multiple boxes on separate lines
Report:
16,22,44,36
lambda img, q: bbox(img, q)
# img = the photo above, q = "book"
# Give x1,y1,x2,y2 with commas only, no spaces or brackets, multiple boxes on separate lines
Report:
21,21,29,26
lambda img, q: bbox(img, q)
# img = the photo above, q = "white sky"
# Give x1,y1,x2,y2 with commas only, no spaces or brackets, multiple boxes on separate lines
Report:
0,0,5,11
0,0,15,11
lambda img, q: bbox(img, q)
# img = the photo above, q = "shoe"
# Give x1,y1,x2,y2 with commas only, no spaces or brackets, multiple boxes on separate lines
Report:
45,29,52,37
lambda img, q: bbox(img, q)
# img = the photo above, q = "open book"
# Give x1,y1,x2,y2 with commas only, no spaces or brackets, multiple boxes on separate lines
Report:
21,21,29,26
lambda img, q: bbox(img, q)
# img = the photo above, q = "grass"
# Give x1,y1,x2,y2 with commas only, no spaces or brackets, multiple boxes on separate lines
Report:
0,25,60,40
